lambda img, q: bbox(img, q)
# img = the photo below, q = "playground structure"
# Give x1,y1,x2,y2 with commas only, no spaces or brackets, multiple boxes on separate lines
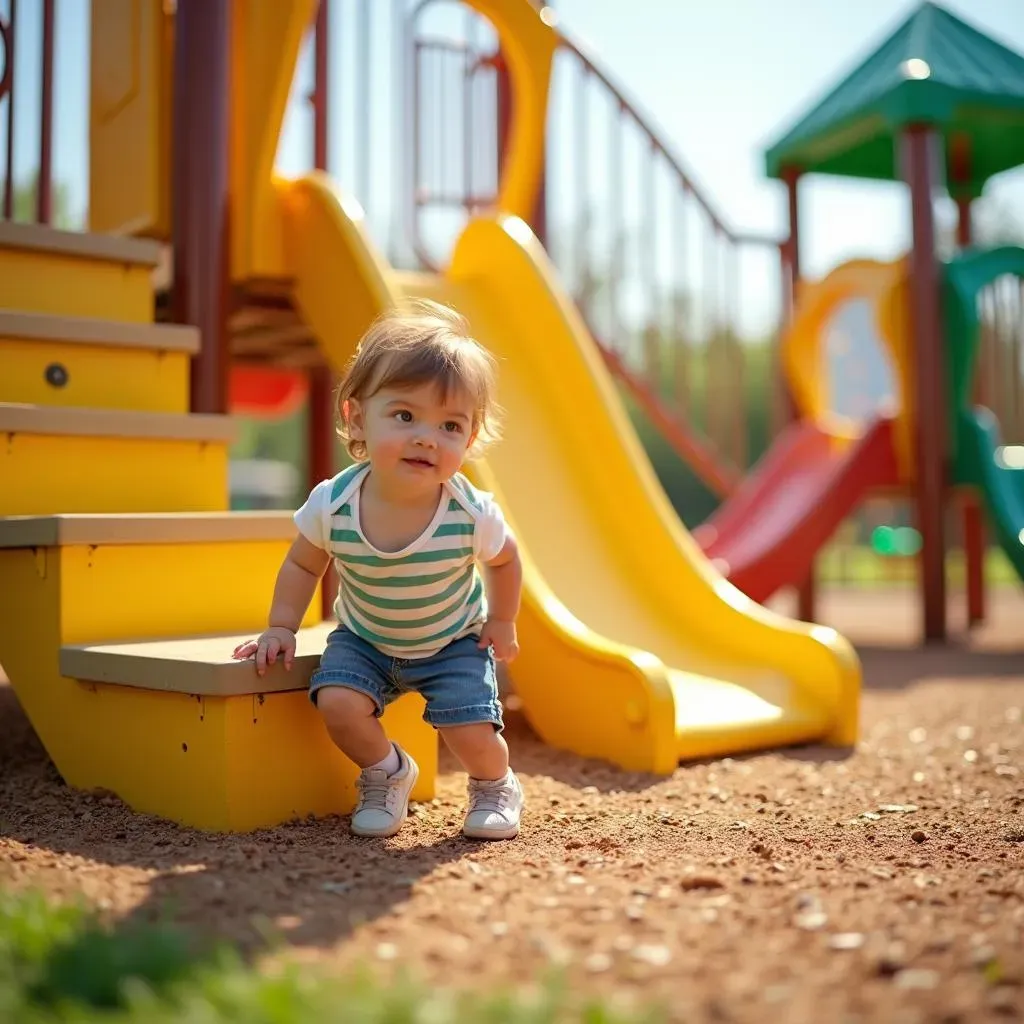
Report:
0,0,1020,832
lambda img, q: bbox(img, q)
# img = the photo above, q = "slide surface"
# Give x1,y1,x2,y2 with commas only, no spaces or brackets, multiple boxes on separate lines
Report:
695,417,900,603
960,409,1024,582
277,173,860,773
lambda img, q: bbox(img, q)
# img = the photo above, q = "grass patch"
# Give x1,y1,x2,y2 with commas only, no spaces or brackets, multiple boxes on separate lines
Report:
0,888,663,1023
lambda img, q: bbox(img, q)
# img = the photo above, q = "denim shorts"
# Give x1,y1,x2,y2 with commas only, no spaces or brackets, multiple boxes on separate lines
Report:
308,626,504,731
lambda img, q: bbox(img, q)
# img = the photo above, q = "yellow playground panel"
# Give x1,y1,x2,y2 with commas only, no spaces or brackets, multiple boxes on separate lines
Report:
784,256,916,482
0,0,866,833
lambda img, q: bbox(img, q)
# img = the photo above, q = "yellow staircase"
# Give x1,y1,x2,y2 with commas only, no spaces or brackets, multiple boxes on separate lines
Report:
0,221,436,832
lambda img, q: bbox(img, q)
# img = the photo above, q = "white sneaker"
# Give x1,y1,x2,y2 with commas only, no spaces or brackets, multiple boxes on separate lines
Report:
350,744,419,838
463,769,524,840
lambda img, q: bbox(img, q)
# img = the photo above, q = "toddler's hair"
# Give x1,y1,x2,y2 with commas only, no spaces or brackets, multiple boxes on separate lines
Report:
336,299,502,461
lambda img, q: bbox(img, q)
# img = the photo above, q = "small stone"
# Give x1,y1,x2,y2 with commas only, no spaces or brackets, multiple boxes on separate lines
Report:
828,933,865,951
955,725,975,741
375,942,398,961
584,952,612,974
895,968,940,991
879,804,919,814
794,910,828,931
632,944,672,966
626,904,645,921
1001,827,1024,844
491,922,509,937
911,830,928,844
908,728,927,744
680,875,725,891
964,750,978,763
321,881,351,894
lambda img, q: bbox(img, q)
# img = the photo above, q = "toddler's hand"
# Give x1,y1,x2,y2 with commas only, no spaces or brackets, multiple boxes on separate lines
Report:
231,627,297,676
478,618,519,663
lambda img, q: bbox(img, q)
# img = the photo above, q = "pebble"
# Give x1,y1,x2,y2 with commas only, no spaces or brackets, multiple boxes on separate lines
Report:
632,944,672,966
584,952,613,974
911,830,928,843
828,933,865,951
894,968,940,991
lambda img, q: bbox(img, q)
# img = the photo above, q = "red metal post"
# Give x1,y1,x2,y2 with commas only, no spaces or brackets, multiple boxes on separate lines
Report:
956,193,985,627
36,0,54,224
902,126,947,643
783,168,816,622
173,0,232,416
309,0,338,619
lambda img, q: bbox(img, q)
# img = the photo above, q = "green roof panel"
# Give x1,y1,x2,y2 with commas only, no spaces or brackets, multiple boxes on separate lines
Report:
764,2,1024,191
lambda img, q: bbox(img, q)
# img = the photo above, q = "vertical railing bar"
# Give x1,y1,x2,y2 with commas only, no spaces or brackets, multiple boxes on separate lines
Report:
643,137,657,394
608,97,624,351
356,0,371,209
2,0,16,220
672,182,689,417
462,14,473,216
573,60,589,312
37,0,53,223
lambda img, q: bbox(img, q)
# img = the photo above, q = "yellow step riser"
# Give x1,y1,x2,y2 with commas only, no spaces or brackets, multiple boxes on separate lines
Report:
0,338,190,413
2,543,319,643
1,433,229,515
0,249,154,323
0,550,436,832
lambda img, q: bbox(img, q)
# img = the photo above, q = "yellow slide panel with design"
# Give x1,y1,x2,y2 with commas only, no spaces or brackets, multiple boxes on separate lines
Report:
278,173,861,775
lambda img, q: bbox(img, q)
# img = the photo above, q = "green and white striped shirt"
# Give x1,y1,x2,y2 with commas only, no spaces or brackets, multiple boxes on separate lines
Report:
294,463,508,659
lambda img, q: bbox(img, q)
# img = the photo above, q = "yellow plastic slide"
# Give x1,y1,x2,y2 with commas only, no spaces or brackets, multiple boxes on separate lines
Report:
277,172,861,776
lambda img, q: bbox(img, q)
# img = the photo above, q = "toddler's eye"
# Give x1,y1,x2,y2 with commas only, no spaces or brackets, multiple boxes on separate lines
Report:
394,410,413,423
443,421,463,433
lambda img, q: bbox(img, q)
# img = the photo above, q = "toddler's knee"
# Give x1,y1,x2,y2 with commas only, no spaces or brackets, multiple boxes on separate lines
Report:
316,685,378,726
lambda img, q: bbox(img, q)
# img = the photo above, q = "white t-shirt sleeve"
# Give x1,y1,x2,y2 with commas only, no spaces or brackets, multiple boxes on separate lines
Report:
472,492,509,563
293,479,333,550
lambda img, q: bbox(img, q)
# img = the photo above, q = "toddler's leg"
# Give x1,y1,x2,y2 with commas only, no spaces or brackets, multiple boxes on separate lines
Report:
439,723,509,781
309,629,418,838
405,636,523,840
317,687,392,768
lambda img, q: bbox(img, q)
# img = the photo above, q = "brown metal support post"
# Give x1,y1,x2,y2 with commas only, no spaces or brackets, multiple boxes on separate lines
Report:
309,0,338,619
955,193,985,628
902,126,947,643
783,169,816,622
173,0,232,416
37,0,54,224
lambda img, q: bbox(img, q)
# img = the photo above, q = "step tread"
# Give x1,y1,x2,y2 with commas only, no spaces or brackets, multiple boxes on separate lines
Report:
0,221,162,267
0,310,199,354
0,402,235,442
0,511,299,548
61,624,334,697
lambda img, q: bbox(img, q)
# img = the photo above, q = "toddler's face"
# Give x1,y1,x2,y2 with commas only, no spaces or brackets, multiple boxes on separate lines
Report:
349,381,477,489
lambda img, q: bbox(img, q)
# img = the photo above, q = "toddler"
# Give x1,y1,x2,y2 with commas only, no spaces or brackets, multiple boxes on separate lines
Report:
232,300,525,840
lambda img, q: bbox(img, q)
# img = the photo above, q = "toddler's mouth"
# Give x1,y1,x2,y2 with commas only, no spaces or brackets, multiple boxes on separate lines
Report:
402,457,435,469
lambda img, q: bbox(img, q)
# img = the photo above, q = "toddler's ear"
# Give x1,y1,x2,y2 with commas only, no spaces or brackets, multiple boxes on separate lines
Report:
346,398,366,438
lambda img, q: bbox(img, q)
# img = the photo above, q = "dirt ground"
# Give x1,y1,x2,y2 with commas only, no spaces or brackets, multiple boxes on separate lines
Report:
2,586,1023,1023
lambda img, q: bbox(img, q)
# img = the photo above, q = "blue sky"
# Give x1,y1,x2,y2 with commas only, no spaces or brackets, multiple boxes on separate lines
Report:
5,0,1023,335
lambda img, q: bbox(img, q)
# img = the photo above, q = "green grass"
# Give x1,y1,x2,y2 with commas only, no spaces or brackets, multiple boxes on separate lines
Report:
815,544,1018,587
0,889,663,1024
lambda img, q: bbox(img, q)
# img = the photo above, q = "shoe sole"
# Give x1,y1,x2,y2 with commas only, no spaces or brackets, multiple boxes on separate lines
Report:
349,758,420,838
462,821,521,840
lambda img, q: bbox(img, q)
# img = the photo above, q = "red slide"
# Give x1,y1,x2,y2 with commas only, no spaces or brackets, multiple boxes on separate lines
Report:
693,416,900,604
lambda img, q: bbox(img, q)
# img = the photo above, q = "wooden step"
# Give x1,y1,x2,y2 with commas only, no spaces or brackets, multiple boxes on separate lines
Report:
0,403,234,515
0,221,161,323
60,623,335,696
0,311,199,412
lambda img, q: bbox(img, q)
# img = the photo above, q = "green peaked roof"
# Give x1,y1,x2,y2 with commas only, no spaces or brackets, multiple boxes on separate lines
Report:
764,1,1024,193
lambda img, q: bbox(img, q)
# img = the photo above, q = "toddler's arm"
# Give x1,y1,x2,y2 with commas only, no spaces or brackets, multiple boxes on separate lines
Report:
477,532,522,662
231,535,331,675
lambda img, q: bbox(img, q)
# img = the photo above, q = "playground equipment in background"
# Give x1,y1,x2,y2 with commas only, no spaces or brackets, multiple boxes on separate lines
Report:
0,0,861,834
758,0,1024,640
694,248,1024,601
